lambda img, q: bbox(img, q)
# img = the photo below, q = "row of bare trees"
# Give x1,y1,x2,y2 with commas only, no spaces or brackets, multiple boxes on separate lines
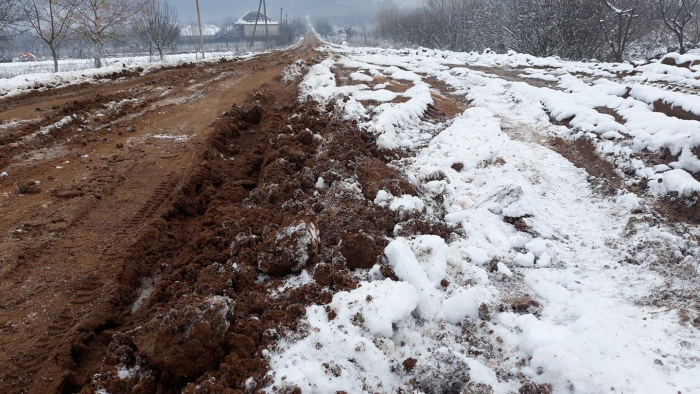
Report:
377,0,700,61
0,0,179,72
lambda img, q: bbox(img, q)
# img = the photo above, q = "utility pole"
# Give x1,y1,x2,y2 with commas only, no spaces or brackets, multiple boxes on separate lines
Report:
250,0,264,49
263,0,269,49
195,0,205,59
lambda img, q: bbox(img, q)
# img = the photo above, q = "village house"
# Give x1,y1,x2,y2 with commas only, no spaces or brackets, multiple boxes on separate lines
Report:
229,11,280,38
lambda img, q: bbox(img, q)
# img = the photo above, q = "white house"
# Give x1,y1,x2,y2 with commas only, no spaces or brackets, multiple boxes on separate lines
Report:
180,24,221,37
231,11,280,38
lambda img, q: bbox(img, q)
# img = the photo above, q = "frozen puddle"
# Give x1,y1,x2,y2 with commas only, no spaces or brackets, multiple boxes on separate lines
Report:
151,134,193,143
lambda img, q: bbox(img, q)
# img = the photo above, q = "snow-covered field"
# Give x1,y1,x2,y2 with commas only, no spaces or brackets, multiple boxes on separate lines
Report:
0,42,297,97
0,50,245,79
0,46,276,79
265,46,700,393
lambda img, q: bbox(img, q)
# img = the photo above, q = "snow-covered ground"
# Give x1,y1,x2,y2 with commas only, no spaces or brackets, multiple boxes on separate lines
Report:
265,46,700,392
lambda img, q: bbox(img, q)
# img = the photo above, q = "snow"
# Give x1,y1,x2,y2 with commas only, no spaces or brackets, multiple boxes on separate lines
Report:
375,191,426,214
349,72,374,82
314,177,328,189
152,134,193,143
519,72,559,82
497,262,513,277
629,83,700,116
648,169,700,196
266,43,700,393
266,280,417,392
513,252,535,267
117,364,141,380
661,52,700,67
298,58,434,151
281,60,309,83
461,246,490,265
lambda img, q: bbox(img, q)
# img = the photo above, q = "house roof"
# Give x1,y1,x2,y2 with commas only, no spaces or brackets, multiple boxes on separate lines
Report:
235,10,278,25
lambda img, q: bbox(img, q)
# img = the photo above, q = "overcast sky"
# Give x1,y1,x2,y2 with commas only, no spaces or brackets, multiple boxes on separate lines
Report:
168,0,416,25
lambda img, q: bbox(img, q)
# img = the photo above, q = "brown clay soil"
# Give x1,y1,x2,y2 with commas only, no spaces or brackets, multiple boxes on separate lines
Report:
0,35,294,393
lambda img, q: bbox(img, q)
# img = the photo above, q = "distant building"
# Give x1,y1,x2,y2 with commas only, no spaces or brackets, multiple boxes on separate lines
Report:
180,24,221,37
229,11,279,38
16,52,37,62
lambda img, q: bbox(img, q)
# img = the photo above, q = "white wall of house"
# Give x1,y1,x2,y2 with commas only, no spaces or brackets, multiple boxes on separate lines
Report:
243,24,280,37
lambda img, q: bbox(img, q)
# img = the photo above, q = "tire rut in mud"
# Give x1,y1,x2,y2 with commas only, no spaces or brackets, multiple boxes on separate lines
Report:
0,56,260,172
57,78,448,392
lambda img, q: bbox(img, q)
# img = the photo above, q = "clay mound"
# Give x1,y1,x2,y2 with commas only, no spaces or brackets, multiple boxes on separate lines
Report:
340,232,380,269
652,99,700,122
356,157,418,201
133,295,232,378
258,218,320,276
660,54,700,69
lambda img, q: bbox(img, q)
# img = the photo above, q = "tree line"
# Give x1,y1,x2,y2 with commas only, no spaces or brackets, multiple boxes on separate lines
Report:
0,0,180,72
377,0,700,61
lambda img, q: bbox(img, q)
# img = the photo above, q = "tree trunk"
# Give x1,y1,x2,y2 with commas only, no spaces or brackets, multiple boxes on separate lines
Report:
93,40,103,68
49,43,59,73
158,48,164,61
678,29,686,54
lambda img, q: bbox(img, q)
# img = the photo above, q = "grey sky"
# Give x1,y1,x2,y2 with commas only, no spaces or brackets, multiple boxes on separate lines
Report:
168,0,415,25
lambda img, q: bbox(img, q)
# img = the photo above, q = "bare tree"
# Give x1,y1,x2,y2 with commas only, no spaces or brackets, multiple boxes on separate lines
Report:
691,9,700,48
493,0,607,59
277,17,304,45
377,0,604,59
221,16,238,40
343,26,356,42
421,0,481,51
314,18,333,38
18,0,77,72
595,0,650,62
376,2,480,51
72,0,143,68
0,0,21,43
657,0,699,54
133,0,178,61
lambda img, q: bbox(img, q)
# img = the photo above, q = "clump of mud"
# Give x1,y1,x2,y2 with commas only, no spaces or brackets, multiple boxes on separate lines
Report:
281,60,309,83
16,180,41,195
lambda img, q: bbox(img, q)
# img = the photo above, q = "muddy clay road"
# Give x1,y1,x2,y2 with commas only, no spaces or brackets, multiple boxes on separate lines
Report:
0,36,385,393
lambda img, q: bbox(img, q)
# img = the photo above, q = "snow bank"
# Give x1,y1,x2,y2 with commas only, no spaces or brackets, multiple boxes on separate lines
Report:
629,83,700,116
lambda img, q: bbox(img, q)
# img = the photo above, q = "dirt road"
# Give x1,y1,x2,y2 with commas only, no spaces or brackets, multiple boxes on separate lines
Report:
0,37,323,393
